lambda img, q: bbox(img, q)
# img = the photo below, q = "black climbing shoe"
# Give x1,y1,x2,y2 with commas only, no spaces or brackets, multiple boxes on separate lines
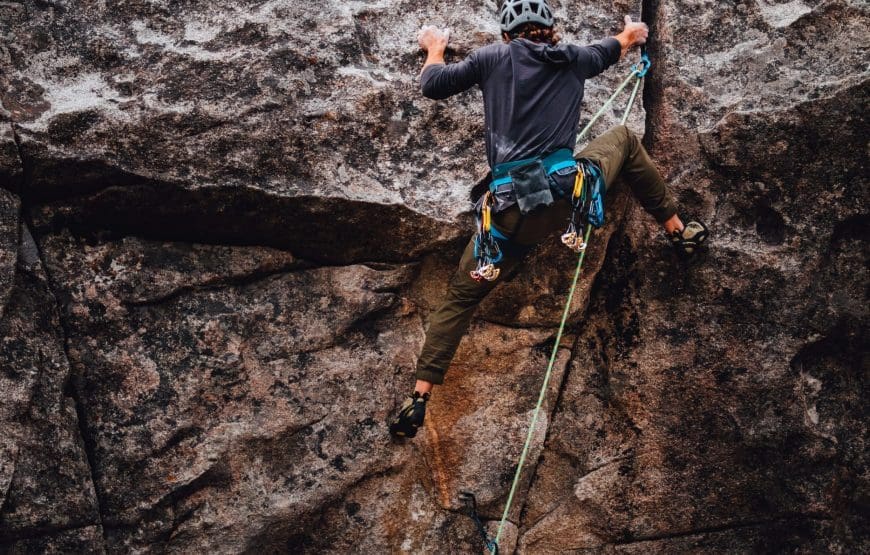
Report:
671,220,709,258
389,392,429,438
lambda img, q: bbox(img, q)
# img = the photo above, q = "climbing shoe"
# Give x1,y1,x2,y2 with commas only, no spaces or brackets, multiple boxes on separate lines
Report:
389,392,429,438
671,220,709,258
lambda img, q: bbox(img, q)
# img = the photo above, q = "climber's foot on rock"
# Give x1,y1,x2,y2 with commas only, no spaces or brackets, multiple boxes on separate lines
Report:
389,392,429,438
671,220,709,258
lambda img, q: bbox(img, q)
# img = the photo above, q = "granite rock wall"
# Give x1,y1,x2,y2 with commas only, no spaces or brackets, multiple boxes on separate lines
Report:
0,0,866,552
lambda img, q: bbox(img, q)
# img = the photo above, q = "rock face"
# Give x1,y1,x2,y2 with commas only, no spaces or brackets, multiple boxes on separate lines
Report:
1,0,867,553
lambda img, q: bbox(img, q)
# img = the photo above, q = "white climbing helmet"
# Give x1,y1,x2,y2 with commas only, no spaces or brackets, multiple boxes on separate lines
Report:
499,0,555,33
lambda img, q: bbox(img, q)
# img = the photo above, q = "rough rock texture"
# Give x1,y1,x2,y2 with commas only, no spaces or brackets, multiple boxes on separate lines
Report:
519,1,868,553
0,199,103,551
1,0,867,553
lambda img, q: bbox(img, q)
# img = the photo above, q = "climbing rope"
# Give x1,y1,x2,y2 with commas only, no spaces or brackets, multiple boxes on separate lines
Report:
482,52,651,554
492,223,592,549
577,51,651,145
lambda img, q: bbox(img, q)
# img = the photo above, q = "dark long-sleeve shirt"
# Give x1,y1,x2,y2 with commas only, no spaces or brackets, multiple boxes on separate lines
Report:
420,37,621,168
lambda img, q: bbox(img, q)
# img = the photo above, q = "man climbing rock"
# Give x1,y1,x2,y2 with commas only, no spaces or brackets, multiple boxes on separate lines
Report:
390,0,708,438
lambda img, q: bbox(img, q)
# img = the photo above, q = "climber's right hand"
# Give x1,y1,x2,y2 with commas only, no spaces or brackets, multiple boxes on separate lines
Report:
615,15,649,56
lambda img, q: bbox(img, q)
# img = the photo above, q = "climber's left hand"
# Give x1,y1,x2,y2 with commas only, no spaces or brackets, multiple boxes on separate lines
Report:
418,25,450,54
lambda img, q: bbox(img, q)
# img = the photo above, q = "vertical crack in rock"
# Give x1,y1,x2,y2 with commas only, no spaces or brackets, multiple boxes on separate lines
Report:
516,0,663,541
514,333,581,530
18,207,109,549
10,123,24,179
513,213,632,544
4,121,25,196
640,0,662,153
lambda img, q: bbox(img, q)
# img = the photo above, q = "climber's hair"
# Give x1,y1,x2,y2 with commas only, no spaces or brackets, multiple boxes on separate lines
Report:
502,23,560,45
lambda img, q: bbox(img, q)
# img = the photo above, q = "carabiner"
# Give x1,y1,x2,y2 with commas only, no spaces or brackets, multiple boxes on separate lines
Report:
632,52,651,78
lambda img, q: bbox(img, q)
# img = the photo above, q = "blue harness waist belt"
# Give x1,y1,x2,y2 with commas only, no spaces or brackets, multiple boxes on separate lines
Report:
490,148,577,192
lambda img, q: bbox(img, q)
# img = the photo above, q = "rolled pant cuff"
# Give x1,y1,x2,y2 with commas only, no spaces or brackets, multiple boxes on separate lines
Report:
415,367,445,385
653,204,678,224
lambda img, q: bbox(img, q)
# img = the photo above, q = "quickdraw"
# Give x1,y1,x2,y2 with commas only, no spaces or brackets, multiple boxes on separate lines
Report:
561,159,609,252
561,165,587,252
470,191,502,282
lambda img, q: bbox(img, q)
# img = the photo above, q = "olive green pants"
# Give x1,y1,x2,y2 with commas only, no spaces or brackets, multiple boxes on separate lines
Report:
416,125,677,384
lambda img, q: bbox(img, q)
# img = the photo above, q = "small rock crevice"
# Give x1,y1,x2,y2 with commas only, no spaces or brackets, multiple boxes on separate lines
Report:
7,121,26,196
121,257,412,308
611,512,834,546
121,262,313,308
0,521,103,546
18,205,109,549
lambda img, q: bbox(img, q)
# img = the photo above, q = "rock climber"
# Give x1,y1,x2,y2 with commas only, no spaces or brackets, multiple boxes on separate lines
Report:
390,0,708,438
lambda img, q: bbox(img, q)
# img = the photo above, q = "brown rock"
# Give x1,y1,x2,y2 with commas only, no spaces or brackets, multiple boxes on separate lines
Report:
0,219,103,551
0,0,866,552
520,0,869,552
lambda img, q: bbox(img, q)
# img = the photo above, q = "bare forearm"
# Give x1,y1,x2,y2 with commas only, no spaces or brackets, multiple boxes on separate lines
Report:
422,49,445,71
613,31,633,58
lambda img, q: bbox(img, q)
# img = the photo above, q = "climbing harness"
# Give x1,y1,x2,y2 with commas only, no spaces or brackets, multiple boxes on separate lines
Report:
470,149,579,282
489,148,577,199
463,50,651,554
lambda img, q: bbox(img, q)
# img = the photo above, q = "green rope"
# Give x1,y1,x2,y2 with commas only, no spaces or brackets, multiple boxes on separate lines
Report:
576,59,648,144
493,59,647,552
576,70,638,144
493,225,590,547
621,77,643,125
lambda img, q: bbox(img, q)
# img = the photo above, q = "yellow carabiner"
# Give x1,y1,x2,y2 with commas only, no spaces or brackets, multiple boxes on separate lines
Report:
482,191,493,232
572,169,584,199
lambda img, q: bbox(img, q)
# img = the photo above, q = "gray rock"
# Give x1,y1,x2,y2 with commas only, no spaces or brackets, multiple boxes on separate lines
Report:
520,0,869,552
0,221,103,551
0,189,19,317
0,116,23,195
0,0,866,553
